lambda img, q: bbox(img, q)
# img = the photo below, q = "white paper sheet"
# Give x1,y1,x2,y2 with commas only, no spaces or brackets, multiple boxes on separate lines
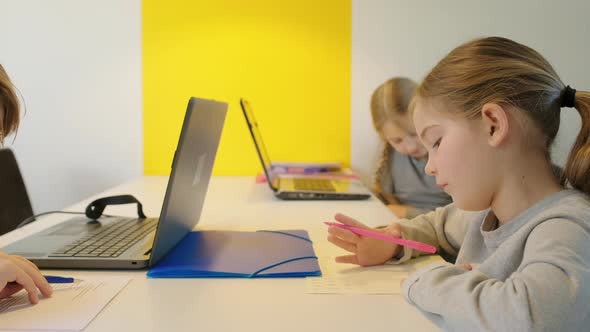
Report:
0,276,131,331
306,255,443,294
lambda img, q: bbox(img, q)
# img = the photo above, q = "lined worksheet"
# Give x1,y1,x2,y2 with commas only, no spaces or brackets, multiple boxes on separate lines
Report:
306,255,443,294
0,276,131,331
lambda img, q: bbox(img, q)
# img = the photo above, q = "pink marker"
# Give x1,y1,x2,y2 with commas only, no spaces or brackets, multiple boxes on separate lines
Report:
324,222,437,254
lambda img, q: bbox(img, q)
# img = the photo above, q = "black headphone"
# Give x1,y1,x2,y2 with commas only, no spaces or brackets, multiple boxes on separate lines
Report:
85,195,146,220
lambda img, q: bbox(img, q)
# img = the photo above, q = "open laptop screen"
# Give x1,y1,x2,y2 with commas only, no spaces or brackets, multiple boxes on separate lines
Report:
239,99,278,190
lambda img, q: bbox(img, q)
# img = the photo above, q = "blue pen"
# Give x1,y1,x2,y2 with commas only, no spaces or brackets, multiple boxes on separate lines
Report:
44,275,82,284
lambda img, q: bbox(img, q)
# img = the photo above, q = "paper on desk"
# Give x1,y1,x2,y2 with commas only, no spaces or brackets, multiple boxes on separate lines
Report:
0,276,131,331
306,255,443,294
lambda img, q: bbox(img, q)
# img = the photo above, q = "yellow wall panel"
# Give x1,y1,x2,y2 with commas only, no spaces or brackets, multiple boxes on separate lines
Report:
143,0,351,175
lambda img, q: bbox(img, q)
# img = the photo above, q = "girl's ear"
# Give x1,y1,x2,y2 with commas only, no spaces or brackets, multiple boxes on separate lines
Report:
480,103,509,147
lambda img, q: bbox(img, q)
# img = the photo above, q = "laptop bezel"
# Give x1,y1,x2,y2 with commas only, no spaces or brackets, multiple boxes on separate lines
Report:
239,99,280,192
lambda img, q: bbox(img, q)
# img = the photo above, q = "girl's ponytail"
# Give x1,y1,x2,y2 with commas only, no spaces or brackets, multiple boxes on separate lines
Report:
563,90,590,195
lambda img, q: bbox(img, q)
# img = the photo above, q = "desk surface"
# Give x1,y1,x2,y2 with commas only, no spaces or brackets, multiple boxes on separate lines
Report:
0,176,439,332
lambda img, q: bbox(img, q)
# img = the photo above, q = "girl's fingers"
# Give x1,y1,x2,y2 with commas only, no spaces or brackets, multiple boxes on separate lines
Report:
12,265,40,304
334,213,370,229
327,234,357,253
9,256,52,297
327,225,360,243
13,255,41,271
335,255,360,265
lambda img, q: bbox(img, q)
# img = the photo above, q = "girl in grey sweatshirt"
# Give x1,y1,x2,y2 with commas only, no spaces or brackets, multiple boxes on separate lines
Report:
326,36,590,331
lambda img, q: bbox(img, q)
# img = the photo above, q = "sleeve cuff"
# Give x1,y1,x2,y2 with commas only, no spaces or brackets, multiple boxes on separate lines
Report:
402,261,451,305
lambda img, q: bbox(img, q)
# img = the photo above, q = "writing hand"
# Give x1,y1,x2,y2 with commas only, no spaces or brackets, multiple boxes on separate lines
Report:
326,213,402,266
0,251,52,304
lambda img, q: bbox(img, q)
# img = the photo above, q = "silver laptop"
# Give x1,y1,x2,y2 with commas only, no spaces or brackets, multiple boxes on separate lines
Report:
239,98,370,200
2,97,227,269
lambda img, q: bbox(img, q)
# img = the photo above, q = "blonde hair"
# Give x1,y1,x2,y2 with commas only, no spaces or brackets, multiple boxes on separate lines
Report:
413,36,590,194
370,77,417,202
0,64,20,145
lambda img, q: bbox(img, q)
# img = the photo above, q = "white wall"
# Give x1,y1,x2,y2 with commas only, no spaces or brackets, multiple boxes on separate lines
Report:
0,0,143,213
352,0,590,183
2,0,588,213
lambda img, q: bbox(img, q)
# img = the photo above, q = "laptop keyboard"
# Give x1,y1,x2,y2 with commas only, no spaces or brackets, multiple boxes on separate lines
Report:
49,217,158,258
292,178,336,192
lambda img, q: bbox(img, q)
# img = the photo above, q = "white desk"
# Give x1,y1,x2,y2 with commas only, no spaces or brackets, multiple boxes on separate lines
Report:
0,176,439,332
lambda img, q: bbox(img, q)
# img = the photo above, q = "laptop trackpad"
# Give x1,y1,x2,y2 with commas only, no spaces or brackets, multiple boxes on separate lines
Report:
46,219,100,236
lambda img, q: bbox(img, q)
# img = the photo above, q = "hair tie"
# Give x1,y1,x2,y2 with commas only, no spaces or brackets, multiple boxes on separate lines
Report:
562,85,577,108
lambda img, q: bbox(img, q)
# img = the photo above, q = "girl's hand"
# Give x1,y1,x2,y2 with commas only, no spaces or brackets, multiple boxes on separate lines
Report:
326,213,402,266
0,251,52,304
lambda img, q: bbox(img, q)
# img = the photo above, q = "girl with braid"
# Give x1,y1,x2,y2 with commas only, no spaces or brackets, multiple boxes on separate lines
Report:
370,77,451,218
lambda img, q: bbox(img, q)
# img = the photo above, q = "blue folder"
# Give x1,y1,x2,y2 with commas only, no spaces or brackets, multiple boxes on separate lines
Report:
147,230,321,278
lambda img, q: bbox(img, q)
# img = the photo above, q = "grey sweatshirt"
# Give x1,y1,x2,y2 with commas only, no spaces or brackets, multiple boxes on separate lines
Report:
393,190,590,331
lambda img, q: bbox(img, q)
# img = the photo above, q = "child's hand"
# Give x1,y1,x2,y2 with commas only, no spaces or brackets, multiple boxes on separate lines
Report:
0,251,53,304
387,204,408,218
326,213,402,266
